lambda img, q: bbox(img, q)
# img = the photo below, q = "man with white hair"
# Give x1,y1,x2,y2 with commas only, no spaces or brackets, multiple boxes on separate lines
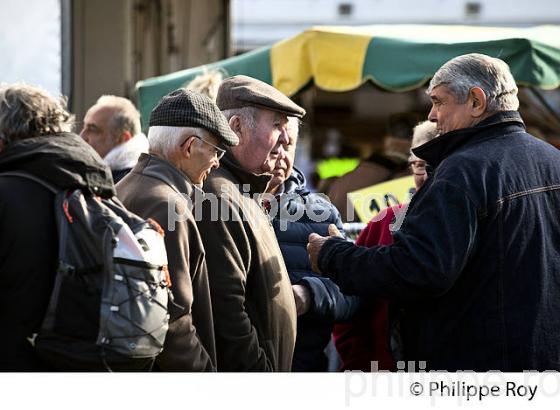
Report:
265,117,360,372
117,89,239,371
407,120,439,192
80,95,148,183
308,53,560,371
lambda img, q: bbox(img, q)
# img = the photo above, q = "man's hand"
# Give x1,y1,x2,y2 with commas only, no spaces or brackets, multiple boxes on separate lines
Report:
292,284,311,316
307,224,343,274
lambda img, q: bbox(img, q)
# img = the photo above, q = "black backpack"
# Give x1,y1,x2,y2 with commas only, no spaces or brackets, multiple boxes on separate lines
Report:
1,172,171,371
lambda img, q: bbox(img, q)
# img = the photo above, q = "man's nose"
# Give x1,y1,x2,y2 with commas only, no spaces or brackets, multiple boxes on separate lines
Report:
428,106,437,123
275,144,287,160
212,157,220,170
278,127,289,147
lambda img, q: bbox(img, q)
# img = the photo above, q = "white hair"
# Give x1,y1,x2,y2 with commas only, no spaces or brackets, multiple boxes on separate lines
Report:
427,53,519,112
411,121,439,149
409,121,439,162
287,116,300,138
221,106,259,129
147,125,206,159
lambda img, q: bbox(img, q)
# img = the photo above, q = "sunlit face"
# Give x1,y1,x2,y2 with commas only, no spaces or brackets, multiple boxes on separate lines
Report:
268,131,296,192
241,109,289,175
428,85,477,135
180,132,221,185
80,105,120,158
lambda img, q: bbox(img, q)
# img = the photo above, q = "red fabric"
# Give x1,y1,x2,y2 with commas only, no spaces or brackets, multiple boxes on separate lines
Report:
333,205,405,371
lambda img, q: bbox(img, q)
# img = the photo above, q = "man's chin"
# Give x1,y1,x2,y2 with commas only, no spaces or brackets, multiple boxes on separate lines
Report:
260,164,276,175
196,170,210,185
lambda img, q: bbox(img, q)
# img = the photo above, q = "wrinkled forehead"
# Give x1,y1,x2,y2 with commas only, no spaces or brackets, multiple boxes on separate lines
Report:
429,84,454,101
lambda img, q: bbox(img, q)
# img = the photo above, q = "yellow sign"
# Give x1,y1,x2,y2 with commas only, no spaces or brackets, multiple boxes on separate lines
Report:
347,176,415,222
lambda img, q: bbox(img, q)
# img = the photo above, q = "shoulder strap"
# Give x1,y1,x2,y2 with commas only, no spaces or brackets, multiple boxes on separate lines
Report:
0,171,59,193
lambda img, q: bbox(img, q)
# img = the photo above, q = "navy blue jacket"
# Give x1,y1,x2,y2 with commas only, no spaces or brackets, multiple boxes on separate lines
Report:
272,167,360,371
318,111,560,371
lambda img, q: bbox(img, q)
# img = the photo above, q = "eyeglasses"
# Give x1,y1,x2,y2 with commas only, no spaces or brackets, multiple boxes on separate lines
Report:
180,135,226,160
408,160,427,174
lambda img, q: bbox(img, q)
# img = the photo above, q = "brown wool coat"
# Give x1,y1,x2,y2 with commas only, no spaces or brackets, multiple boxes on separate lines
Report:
197,152,297,371
116,154,216,371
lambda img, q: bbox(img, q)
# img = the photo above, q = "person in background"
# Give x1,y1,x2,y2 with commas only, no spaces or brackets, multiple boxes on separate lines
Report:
332,120,438,371
184,69,224,102
80,95,148,183
327,126,412,222
265,117,361,371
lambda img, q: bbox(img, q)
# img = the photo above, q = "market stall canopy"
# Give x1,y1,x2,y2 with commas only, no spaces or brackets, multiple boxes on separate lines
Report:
136,24,560,126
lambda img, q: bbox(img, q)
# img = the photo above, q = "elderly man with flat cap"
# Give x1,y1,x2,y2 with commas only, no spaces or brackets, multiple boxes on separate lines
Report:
117,89,239,371
196,75,305,371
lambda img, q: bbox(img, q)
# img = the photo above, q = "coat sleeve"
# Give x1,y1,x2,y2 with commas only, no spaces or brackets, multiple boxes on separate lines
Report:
281,192,362,322
298,275,362,322
300,195,362,321
152,200,216,371
332,206,397,371
318,179,479,303
198,194,274,371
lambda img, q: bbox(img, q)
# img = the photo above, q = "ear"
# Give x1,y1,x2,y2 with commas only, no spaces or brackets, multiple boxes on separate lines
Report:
469,87,487,118
180,136,197,159
228,116,243,139
121,130,132,143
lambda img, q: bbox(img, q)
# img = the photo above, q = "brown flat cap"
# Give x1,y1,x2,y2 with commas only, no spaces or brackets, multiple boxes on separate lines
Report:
216,75,305,118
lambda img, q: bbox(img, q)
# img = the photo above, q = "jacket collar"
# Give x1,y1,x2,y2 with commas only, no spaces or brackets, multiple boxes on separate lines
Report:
280,166,307,195
103,133,149,171
412,111,525,169
220,150,272,195
132,153,198,197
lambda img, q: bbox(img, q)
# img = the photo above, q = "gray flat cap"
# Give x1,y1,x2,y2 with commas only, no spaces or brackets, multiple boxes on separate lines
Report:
149,89,239,146
216,75,305,118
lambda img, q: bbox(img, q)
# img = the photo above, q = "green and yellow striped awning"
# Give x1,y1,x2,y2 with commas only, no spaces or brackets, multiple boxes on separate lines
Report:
136,25,560,127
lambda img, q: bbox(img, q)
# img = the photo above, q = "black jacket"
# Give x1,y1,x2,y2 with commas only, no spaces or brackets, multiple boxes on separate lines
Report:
319,112,560,371
0,133,114,370
272,167,360,371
